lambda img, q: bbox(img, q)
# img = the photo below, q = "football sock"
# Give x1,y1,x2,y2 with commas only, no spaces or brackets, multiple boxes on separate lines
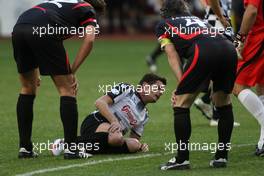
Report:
173,107,191,162
238,89,264,149
60,96,78,149
17,94,35,151
77,132,109,153
107,142,130,154
201,88,211,104
214,104,234,160
259,95,264,106
150,44,163,62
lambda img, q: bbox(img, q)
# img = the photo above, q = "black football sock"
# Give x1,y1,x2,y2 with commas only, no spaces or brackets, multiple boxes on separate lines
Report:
17,94,35,151
215,104,234,160
60,96,78,150
150,44,163,62
201,88,211,104
77,132,109,154
173,107,191,163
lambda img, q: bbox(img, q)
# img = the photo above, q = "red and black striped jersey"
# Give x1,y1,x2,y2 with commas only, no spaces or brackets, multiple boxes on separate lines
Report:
16,0,97,30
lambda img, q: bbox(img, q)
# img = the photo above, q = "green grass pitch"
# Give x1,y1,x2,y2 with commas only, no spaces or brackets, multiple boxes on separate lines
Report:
0,39,263,176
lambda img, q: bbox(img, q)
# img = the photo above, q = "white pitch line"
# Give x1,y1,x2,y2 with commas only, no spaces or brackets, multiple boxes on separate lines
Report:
16,153,163,176
16,143,255,176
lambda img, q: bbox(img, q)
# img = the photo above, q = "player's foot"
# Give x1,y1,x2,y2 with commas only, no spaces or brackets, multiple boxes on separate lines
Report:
209,158,227,168
209,119,218,126
194,98,212,120
50,138,64,156
209,119,240,127
18,148,38,159
160,157,190,170
255,145,264,157
233,121,240,127
146,56,157,72
64,149,92,159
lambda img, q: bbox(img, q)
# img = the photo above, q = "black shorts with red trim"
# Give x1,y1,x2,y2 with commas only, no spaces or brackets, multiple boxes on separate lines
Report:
176,39,237,95
12,24,71,75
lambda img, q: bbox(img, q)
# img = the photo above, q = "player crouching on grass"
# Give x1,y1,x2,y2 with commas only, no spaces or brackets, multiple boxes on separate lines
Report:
51,74,166,156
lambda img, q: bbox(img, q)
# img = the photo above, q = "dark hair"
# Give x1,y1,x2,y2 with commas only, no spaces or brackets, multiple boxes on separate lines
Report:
85,0,106,13
160,0,190,18
139,73,167,86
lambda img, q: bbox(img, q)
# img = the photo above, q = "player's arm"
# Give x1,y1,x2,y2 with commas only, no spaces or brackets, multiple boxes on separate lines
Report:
95,95,121,132
239,4,258,36
235,3,258,59
164,44,183,81
71,25,95,74
129,130,141,140
207,0,230,28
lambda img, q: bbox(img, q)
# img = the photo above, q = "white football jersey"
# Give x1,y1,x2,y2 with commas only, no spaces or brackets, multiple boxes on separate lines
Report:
94,83,149,137
204,0,232,28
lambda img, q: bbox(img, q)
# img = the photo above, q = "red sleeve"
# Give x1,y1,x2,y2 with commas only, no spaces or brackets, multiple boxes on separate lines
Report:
244,0,261,8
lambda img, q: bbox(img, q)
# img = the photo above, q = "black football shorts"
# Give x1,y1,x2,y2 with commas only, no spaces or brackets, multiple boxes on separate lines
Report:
176,39,237,95
12,24,71,75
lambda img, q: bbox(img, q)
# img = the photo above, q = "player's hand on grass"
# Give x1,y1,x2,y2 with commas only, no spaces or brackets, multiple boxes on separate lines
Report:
234,33,246,60
109,121,121,133
140,143,149,152
71,75,79,96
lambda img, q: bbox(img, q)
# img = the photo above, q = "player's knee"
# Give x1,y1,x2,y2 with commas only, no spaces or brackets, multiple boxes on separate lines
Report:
125,138,141,153
212,92,231,107
173,95,193,108
108,132,124,146
232,84,248,97
52,75,76,97
57,87,76,97
21,84,37,95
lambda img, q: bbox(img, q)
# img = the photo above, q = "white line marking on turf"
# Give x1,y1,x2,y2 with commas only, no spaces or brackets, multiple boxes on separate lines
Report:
16,153,163,176
16,143,255,176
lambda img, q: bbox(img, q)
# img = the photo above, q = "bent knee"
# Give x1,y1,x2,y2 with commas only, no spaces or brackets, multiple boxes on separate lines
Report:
108,132,124,146
125,138,141,153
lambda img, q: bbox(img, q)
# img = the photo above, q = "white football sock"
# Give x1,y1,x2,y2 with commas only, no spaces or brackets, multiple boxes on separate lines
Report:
238,89,264,148
259,95,264,106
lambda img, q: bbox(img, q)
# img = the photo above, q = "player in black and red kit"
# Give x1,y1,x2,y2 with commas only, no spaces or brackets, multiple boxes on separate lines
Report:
157,0,237,170
12,0,106,159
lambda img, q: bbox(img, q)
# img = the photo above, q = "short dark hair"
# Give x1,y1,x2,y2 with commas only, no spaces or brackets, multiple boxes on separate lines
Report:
85,0,106,13
160,0,190,18
139,73,167,86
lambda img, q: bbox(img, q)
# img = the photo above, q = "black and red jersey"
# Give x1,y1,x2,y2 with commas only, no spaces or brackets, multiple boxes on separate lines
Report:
155,14,228,59
16,0,97,29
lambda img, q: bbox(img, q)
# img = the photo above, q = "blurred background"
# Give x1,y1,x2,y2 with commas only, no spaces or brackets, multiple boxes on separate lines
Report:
0,0,244,37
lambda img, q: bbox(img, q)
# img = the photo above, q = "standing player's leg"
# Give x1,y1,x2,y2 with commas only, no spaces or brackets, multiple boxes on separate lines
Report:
233,84,264,156
12,24,41,158
51,74,82,158
17,69,40,158
208,39,236,167
160,92,199,170
210,91,234,167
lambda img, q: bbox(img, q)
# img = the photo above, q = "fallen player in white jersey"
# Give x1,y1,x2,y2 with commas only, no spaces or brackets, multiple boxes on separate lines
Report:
51,73,166,156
